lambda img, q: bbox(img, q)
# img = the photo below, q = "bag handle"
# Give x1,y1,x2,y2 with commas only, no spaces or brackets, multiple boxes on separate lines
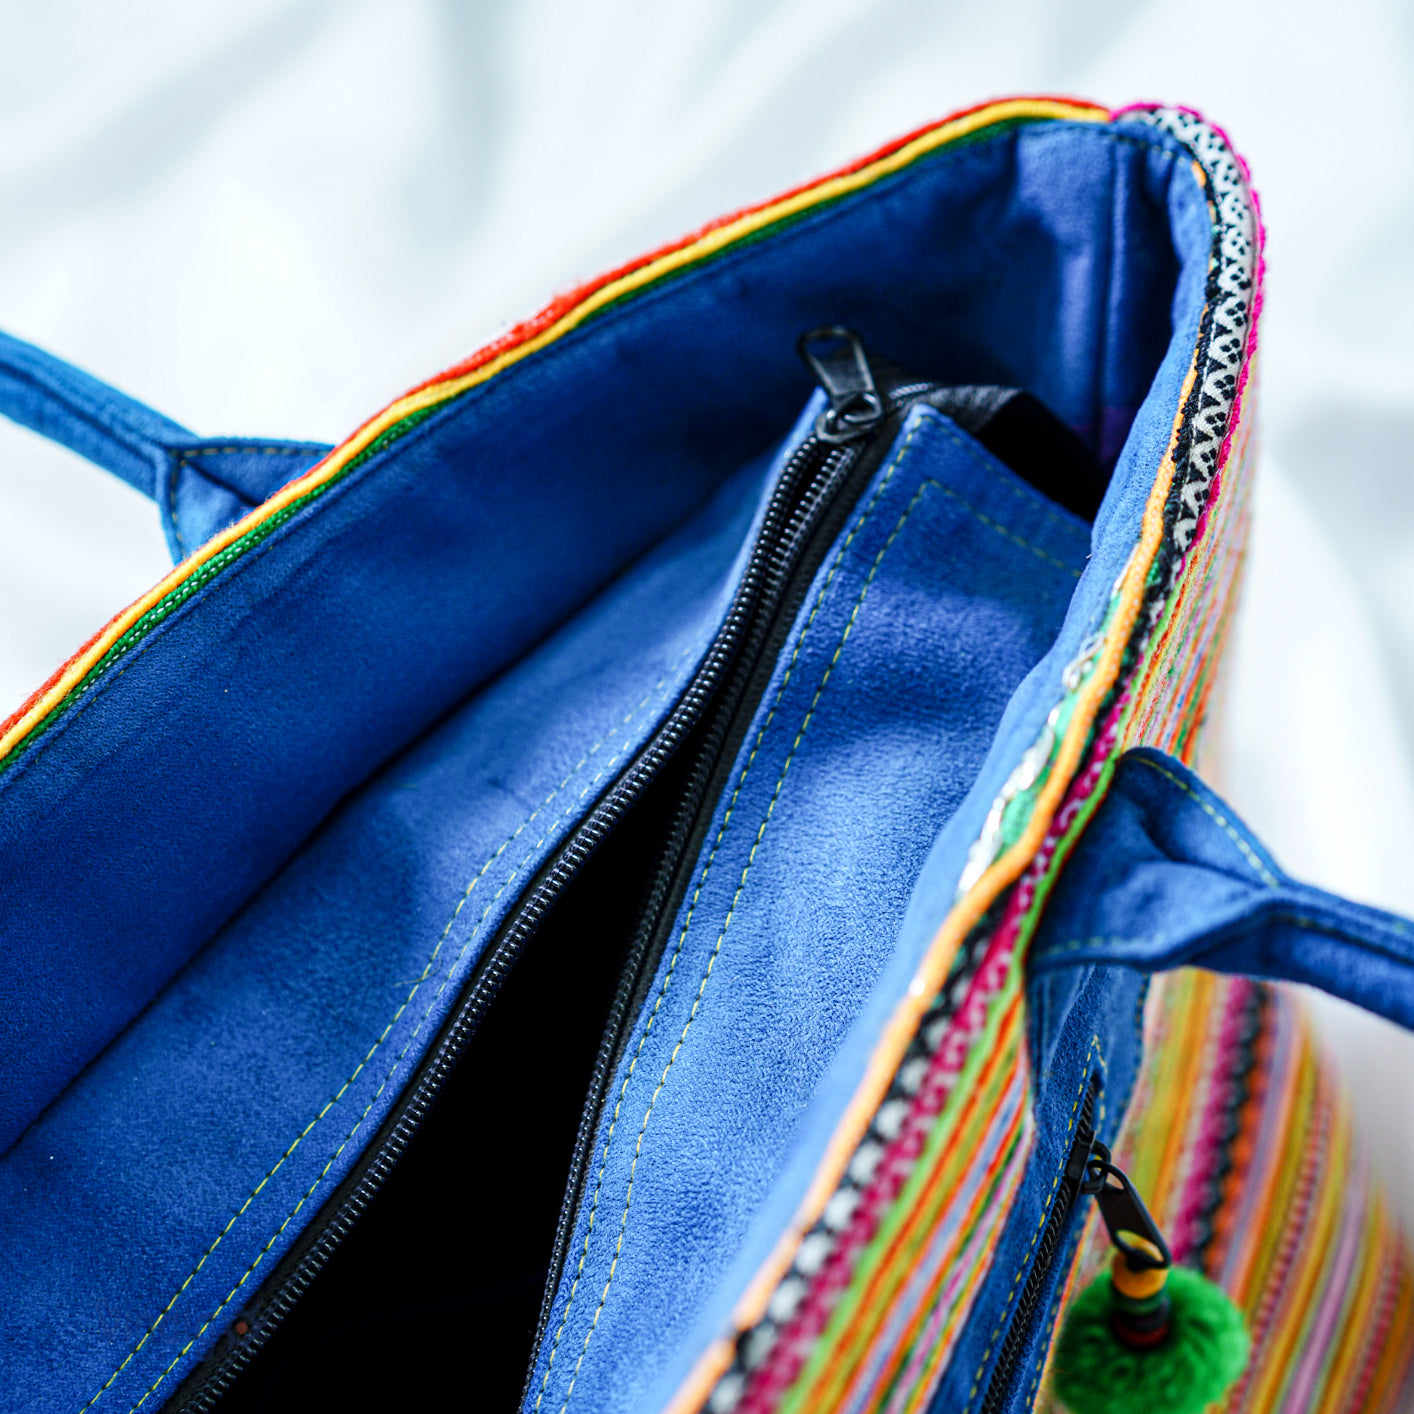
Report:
0,328,331,561
0,326,195,498
1030,746,1414,1031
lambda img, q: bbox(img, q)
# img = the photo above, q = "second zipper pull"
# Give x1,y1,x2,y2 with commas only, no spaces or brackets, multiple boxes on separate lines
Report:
1051,1144,1249,1414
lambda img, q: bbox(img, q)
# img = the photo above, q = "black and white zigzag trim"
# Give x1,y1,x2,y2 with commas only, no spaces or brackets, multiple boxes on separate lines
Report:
1124,106,1259,592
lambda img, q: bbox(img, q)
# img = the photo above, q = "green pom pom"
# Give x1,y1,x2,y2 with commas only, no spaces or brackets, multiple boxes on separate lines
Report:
1053,1266,1250,1414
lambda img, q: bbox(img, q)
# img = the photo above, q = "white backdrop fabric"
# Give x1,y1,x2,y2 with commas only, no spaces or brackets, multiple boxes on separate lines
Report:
3,1,1414,1239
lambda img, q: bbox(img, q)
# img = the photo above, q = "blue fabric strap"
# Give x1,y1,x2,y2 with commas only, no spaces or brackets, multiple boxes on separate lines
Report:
0,327,193,498
1031,746,1414,1031
0,327,331,560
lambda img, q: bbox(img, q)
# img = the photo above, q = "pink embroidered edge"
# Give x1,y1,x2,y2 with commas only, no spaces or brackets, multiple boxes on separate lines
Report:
737,927,1022,1413
1167,979,1253,1261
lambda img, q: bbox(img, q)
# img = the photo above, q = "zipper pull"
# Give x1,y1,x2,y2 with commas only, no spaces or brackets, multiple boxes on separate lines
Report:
797,326,886,444
1080,1141,1172,1290
1053,1143,1249,1414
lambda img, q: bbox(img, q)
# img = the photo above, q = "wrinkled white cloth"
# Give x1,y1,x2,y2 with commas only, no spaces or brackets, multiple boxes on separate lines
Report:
3,1,1413,1235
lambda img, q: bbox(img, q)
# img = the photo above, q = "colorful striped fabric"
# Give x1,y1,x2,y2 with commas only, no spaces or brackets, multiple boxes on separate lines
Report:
1039,973,1414,1414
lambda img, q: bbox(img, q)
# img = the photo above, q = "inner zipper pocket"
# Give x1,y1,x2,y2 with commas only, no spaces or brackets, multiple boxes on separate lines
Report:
174,327,934,1412
527,327,960,1382
526,335,1104,1408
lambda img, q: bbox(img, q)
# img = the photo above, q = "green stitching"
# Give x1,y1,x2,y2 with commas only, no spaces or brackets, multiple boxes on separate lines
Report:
547,458,941,1414
933,482,1083,578
1128,754,1278,888
76,646,697,1414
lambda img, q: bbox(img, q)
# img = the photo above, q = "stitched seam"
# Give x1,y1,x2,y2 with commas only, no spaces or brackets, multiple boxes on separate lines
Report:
533,429,928,1412
963,1037,1106,1414
550,469,938,1414
77,642,699,1414
0,437,404,796
932,482,1082,577
1128,754,1278,886
168,455,186,557
168,447,320,552
1048,910,1414,960
173,446,328,458
919,411,1089,543
106,661,690,1414
72,122,1181,1401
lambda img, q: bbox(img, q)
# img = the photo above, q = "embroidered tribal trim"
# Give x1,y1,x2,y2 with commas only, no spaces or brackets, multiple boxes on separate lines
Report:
1133,107,1260,570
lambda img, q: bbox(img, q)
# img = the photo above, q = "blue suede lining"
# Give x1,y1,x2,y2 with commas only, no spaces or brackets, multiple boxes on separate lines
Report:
0,118,1218,1413
0,441,783,1414
0,122,1187,1177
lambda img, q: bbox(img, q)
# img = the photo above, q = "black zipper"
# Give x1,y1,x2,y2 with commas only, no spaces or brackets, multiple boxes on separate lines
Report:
524,328,949,1385
173,330,934,1412
975,1079,1100,1414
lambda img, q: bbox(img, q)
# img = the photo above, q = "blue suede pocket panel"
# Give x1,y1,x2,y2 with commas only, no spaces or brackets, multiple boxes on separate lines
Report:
526,406,1090,1414
0,451,787,1414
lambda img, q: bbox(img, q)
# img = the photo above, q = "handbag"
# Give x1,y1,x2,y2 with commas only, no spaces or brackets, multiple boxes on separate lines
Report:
2,94,1411,1414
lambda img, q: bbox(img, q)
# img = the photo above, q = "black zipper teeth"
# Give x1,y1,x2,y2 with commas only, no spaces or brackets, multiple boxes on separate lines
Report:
171,419,859,1413
524,388,941,1387
976,1081,1100,1414
521,435,859,1375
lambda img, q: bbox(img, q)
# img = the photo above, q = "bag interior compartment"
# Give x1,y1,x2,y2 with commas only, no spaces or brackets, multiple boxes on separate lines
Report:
0,120,1192,1156
214,403,1093,1410
0,118,1216,1414
0,447,782,1410
209,699,704,1413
